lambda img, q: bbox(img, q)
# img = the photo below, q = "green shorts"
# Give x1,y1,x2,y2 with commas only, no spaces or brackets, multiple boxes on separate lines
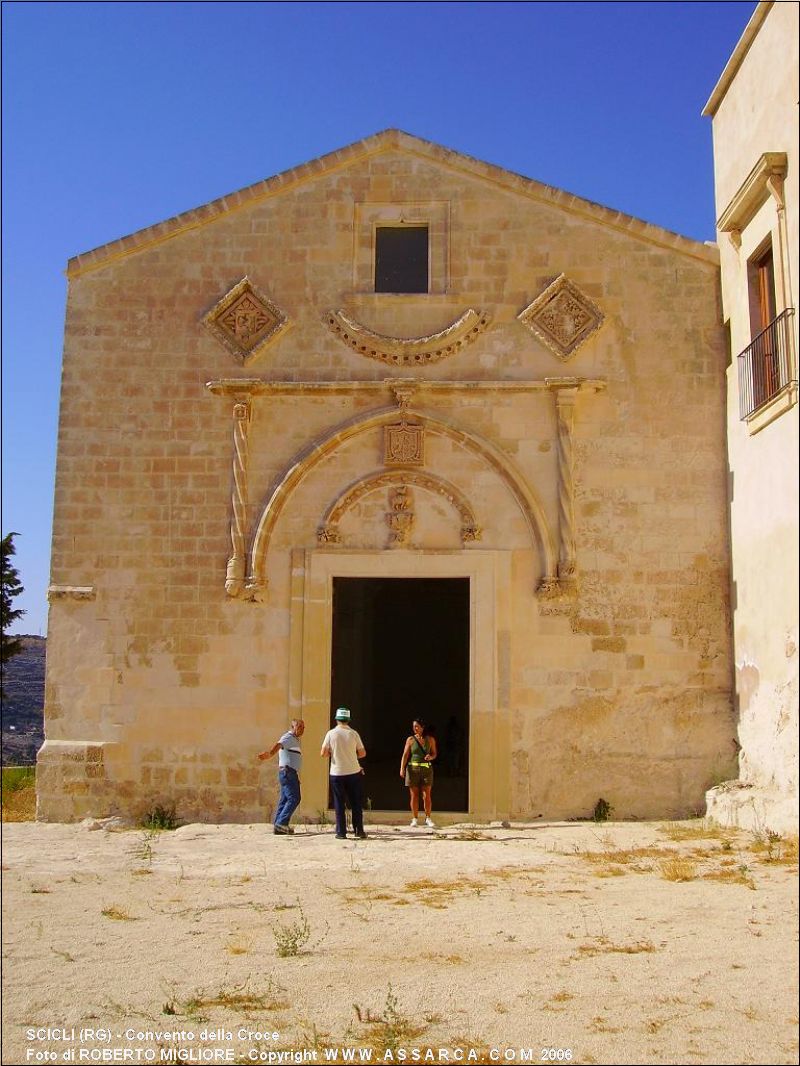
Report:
405,763,433,788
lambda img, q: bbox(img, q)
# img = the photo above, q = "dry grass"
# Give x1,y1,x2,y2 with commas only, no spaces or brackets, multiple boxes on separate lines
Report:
703,866,756,890
659,857,698,882
659,821,730,842
576,936,657,958
580,845,675,875
1,767,36,822
750,833,798,866
101,905,136,921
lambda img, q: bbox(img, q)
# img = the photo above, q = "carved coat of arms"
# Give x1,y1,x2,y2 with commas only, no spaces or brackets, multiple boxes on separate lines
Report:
384,421,424,465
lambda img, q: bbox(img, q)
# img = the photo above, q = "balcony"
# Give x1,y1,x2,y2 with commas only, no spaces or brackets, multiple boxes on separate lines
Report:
737,307,796,420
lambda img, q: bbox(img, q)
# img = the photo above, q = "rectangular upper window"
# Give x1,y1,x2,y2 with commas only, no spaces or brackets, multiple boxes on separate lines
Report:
374,225,429,293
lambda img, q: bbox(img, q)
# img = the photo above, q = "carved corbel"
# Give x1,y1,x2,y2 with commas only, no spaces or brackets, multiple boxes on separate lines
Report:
225,400,252,597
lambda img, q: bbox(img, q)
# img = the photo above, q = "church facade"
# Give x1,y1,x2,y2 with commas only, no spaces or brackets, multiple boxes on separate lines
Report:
38,130,736,824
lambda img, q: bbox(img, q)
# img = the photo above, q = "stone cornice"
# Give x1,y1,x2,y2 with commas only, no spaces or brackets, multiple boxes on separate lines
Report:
717,152,788,238
702,2,773,117
324,308,491,366
65,130,719,279
205,377,607,398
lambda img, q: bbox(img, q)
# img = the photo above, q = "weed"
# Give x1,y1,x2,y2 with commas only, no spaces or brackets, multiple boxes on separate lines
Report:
577,937,656,957
703,866,756,890
101,905,136,921
589,1016,621,1033
273,904,311,957
1,765,36,821
580,845,673,874
751,832,798,865
354,985,426,1054
552,991,574,1003
140,804,181,831
401,876,484,907
163,978,287,1022
130,828,159,866
593,798,613,822
660,821,727,842
451,829,490,841
659,857,697,882
30,885,51,894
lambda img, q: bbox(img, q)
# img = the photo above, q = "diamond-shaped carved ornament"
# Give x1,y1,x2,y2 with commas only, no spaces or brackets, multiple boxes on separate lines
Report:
203,277,288,366
518,274,604,362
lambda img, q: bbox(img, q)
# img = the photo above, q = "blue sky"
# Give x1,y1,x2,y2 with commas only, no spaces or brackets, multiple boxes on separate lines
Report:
2,0,755,635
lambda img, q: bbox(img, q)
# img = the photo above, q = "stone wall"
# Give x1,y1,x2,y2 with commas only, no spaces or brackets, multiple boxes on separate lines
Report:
40,131,735,823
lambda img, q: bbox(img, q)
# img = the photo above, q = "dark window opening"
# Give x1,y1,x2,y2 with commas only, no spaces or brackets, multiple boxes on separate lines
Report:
330,577,469,811
374,226,429,293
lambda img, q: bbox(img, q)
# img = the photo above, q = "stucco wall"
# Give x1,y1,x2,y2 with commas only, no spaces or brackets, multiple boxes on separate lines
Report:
706,2,799,833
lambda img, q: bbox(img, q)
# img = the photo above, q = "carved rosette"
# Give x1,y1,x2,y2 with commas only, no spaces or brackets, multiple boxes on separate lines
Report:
324,308,491,367
203,277,289,366
384,420,425,465
225,400,251,597
518,275,604,362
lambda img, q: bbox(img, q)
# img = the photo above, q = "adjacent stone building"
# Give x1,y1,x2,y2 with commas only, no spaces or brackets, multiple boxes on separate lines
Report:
39,128,736,824
704,0,799,834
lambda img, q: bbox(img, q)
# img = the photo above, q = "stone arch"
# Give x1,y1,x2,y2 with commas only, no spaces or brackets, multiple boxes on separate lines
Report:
246,406,557,595
318,467,482,545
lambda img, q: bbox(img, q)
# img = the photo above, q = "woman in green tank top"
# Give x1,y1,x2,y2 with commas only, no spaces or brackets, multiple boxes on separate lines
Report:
400,719,438,828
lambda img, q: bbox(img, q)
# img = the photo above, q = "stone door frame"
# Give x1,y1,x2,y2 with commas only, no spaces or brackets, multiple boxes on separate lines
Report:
289,549,512,822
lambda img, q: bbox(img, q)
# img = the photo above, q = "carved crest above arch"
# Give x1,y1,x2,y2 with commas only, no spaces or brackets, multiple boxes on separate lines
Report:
317,468,482,548
518,274,604,362
203,277,289,366
324,308,491,367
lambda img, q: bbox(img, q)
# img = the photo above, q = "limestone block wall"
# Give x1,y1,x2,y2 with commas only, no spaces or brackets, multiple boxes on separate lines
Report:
40,133,735,823
704,2,799,833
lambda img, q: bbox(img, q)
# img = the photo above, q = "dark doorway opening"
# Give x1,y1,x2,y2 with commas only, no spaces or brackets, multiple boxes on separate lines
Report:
330,577,470,812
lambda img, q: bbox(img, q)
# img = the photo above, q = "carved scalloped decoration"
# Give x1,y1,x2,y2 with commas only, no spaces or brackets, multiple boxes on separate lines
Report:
324,308,490,367
518,275,604,362
203,277,289,366
318,468,482,546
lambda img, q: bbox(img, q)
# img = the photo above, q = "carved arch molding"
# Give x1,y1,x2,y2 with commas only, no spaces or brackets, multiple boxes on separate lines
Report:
318,467,482,546
217,402,559,600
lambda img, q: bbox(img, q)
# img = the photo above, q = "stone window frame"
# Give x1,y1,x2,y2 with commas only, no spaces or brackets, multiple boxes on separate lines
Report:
718,153,796,434
353,201,450,295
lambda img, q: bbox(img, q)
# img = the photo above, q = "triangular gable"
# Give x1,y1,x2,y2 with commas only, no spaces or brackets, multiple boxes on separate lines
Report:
66,128,719,277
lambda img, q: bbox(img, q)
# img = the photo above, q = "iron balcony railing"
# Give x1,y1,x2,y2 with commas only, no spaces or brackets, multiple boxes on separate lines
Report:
738,307,796,420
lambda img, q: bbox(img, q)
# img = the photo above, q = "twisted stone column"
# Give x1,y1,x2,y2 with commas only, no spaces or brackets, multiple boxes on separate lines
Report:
555,386,578,581
225,400,251,597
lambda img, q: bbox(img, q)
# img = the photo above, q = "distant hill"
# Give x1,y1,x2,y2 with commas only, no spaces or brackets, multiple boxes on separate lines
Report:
1,635,45,766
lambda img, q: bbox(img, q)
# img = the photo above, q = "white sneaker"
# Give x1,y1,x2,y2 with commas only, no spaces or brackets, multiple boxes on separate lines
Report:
410,818,419,827
425,817,436,828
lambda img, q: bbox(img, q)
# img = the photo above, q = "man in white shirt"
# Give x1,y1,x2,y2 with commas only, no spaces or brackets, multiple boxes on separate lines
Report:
320,707,367,840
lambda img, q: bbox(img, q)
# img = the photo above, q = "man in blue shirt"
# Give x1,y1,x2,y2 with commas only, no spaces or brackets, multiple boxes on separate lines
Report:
258,718,305,834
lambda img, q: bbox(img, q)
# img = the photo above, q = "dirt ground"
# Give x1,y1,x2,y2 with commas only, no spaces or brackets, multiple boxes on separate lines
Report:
1,818,798,1066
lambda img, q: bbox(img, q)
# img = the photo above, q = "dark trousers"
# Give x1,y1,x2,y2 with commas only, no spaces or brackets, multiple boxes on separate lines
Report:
274,767,301,827
330,773,364,836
